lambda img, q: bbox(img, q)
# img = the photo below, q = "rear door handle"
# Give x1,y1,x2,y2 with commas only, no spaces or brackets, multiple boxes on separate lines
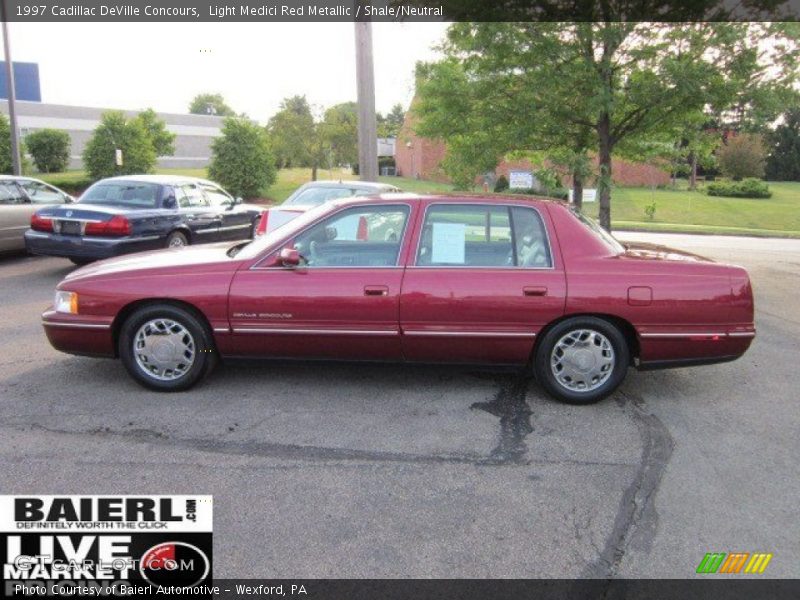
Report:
523,286,548,297
364,286,389,296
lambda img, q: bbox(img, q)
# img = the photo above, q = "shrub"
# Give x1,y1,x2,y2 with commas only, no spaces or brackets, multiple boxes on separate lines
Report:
717,133,766,181
82,111,157,180
493,175,509,192
706,178,772,198
25,129,71,173
134,108,175,157
0,113,31,174
644,201,657,220
208,117,277,199
39,174,95,195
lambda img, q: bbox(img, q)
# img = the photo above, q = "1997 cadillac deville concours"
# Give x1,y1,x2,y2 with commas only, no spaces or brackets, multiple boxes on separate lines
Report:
41,194,755,404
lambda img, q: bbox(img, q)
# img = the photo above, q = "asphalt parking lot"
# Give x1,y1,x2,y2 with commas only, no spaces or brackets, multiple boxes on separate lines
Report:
0,231,798,578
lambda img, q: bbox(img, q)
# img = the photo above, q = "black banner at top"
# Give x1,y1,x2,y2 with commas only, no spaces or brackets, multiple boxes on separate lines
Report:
4,0,800,22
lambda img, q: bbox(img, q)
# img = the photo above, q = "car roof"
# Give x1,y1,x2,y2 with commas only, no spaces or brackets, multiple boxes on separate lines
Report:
327,193,558,209
97,174,221,186
300,180,397,190
0,175,44,183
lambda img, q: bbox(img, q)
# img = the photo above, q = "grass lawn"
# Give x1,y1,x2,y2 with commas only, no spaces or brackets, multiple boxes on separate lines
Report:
38,168,800,238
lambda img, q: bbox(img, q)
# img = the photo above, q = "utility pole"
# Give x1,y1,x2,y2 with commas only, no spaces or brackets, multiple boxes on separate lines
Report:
1,3,22,175
354,19,378,182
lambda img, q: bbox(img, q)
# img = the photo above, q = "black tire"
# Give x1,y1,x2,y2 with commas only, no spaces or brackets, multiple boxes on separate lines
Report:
533,316,629,405
119,304,217,392
165,231,189,248
69,257,94,266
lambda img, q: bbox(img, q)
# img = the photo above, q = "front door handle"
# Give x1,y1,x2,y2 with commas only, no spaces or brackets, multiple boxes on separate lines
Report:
523,286,548,297
364,285,389,296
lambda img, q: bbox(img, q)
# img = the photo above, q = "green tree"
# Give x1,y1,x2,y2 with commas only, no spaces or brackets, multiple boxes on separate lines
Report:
188,93,236,116
134,109,176,157
267,95,327,180
24,129,71,173
82,111,156,180
321,102,358,168
765,108,800,181
208,117,276,199
377,103,405,138
717,133,767,180
416,22,799,230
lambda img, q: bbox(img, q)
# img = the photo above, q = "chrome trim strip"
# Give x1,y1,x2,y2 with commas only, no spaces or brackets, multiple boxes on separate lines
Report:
728,331,756,338
213,327,230,333
412,201,555,270
640,332,727,339
232,327,399,336
41,320,110,330
403,330,536,338
25,231,50,238
249,202,414,270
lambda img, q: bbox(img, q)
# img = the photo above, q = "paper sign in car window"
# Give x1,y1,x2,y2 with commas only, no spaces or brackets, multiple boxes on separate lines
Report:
431,222,466,264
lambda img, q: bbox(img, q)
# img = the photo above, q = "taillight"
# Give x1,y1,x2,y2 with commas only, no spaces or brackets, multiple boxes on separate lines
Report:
256,211,269,236
31,213,53,232
85,215,131,237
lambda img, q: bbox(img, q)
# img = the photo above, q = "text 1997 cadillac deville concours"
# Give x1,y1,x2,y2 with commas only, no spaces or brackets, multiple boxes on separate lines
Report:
41,194,755,404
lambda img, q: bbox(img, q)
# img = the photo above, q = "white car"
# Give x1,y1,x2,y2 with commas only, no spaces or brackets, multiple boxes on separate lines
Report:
256,180,401,236
0,176,74,252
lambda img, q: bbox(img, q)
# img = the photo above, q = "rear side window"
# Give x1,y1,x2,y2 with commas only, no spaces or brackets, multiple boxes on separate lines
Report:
0,183,26,205
416,204,551,268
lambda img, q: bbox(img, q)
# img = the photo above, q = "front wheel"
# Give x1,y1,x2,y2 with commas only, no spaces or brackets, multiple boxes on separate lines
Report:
533,317,629,405
119,304,217,392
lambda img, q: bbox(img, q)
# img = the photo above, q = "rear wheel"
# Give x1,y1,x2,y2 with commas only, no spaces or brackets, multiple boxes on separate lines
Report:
119,304,217,392
166,231,189,248
533,316,629,405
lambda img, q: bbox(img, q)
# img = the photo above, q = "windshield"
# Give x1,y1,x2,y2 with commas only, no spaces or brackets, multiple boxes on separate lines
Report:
79,182,160,209
234,202,338,260
571,209,625,254
283,186,356,207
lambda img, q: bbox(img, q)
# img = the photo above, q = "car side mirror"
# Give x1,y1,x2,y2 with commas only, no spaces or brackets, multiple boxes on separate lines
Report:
234,197,243,205
279,247,301,268
64,194,75,204
163,196,178,210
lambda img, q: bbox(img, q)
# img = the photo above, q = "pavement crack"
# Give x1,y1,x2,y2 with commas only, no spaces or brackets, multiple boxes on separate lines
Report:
581,390,674,579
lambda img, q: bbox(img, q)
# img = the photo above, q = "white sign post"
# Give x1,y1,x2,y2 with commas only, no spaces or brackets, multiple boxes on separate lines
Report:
569,188,597,203
509,170,534,190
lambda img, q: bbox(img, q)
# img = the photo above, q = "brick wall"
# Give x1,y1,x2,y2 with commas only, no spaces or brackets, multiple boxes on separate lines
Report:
395,111,670,187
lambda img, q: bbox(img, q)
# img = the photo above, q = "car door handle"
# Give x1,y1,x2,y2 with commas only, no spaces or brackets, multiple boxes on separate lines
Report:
523,286,548,297
364,286,389,296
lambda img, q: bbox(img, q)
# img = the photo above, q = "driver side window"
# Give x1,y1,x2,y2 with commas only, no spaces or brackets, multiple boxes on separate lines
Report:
291,205,409,267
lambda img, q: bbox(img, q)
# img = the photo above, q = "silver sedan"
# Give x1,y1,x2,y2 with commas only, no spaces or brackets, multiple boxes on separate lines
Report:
0,175,74,252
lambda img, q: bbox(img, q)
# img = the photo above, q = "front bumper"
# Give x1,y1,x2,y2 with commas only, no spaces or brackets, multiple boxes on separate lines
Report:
41,310,116,357
25,230,162,260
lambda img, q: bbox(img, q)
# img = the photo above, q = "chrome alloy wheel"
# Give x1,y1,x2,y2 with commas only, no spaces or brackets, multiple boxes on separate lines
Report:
168,235,186,247
550,328,615,393
133,319,196,381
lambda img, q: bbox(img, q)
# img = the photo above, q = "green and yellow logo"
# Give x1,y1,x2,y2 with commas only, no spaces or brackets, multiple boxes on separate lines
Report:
696,552,773,574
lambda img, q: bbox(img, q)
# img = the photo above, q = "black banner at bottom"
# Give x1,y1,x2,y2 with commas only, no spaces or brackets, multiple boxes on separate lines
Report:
3,579,800,599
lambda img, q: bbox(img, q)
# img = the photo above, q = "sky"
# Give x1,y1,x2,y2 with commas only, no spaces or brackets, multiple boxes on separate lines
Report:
4,22,449,123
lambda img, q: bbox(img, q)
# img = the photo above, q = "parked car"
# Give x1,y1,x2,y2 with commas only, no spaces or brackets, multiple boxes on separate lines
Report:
0,175,74,252
255,180,401,235
25,175,263,264
41,194,755,404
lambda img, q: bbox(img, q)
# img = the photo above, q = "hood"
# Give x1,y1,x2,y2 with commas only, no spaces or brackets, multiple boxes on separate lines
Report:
64,242,241,281
620,241,715,264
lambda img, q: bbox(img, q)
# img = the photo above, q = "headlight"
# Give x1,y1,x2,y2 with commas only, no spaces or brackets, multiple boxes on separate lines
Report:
54,291,78,314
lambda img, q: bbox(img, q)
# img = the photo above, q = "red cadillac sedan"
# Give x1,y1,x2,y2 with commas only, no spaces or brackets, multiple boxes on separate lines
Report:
41,194,755,404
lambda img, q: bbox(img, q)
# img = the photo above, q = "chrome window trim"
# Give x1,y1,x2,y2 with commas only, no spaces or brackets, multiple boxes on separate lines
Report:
411,201,555,271
250,202,414,271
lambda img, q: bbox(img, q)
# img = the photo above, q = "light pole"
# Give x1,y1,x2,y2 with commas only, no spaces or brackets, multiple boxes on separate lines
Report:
1,3,22,175
354,18,378,182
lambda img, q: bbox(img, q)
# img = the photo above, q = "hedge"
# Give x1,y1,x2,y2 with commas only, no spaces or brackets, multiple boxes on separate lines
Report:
706,178,772,199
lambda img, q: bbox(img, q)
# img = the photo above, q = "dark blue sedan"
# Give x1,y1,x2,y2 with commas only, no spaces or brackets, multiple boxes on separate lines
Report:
24,175,264,264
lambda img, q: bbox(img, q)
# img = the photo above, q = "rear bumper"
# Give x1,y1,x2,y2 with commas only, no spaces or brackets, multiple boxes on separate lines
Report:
41,310,116,357
25,230,162,260
637,327,755,368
